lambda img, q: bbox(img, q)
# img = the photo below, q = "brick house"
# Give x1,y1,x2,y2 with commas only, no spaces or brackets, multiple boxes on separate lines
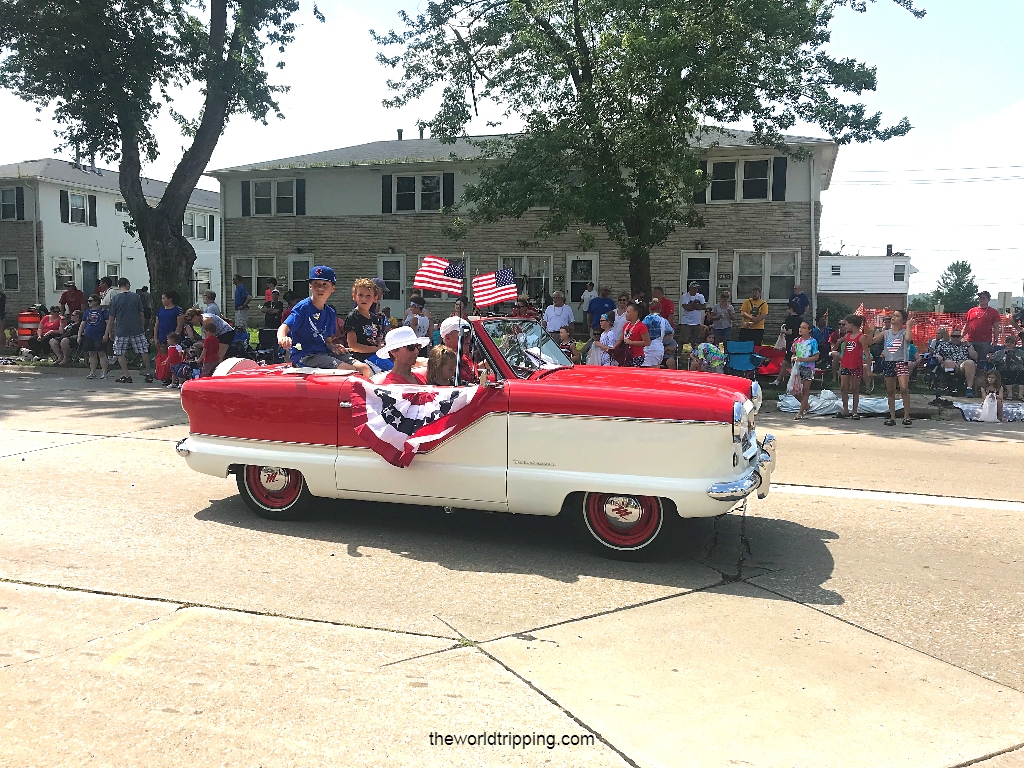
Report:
0,159,220,311
817,247,918,311
209,129,837,330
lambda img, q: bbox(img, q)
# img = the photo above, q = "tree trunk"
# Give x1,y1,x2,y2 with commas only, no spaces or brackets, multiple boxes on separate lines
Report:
140,213,197,306
627,245,652,304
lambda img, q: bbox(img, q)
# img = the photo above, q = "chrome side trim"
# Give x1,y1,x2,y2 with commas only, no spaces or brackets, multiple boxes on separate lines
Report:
509,412,724,426
188,433,336,448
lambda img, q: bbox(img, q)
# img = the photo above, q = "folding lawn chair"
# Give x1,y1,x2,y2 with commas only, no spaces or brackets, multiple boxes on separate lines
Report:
724,341,767,379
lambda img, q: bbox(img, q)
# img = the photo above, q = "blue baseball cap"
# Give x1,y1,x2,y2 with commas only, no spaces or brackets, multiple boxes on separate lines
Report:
309,265,336,284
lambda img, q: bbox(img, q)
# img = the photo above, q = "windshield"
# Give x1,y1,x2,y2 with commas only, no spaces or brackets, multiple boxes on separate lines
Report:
482,319,573,377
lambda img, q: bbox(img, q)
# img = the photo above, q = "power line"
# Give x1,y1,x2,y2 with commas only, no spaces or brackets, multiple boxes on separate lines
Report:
831,175,1024,186
845,164,1024,174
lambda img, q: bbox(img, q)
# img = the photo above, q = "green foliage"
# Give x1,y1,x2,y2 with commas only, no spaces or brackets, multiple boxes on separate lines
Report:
374,0,923,297
0,0,320,300
932,260,978,313
817,296,853,323
907,292,934,311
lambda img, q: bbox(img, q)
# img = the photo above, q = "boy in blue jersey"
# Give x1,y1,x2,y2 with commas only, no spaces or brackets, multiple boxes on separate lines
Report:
277,266,372,377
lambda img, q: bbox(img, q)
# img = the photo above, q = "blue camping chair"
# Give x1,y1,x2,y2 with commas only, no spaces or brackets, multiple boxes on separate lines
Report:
724,341,766,379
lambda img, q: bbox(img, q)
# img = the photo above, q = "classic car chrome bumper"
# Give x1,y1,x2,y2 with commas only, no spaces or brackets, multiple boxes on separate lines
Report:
175,438,191,457
706,433,776,503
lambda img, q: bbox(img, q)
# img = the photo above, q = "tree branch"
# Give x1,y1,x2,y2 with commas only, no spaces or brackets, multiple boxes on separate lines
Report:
521,0,583,94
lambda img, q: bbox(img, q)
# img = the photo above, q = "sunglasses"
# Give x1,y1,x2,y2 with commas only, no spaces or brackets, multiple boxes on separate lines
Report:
402,344,420,352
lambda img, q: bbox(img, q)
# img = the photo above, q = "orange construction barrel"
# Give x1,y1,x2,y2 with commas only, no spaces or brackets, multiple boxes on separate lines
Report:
17,309,41,348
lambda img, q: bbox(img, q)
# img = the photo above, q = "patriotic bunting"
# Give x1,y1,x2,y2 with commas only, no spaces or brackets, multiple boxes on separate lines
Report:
349,380,492,467
414,255,465,294
472,268,518,307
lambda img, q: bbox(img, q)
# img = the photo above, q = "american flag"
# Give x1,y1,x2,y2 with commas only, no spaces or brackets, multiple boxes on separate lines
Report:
413,255,465,294
472,268,518,307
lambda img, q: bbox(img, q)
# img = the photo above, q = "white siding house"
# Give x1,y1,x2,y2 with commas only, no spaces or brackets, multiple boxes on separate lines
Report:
0,159,220,310
817,252,918,310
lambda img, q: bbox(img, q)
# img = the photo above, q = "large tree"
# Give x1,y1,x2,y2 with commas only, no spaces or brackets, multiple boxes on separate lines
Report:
374,0,923,298
932,260,978,313
0,0,321,301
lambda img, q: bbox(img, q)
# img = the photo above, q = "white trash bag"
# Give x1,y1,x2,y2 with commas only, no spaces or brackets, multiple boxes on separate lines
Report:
979,393,999,422
786,364,802,395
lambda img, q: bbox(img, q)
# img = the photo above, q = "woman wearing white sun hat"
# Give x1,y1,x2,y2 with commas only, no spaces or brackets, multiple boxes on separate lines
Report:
380,326,431,385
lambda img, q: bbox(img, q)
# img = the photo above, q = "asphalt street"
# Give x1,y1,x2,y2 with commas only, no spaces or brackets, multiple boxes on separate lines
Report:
1,367,1023,767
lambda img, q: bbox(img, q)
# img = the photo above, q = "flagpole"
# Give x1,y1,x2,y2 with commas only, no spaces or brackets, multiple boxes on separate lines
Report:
455,251,466,386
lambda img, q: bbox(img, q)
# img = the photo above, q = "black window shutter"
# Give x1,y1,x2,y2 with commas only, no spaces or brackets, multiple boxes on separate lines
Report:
295,178,306,215
208,214,215,241
15,186,25,220
60,190,70,223
381,174,393,214
442,172,455,208
772,157,788,201
88,195,98,226
241,180,251,217
693,161,707,204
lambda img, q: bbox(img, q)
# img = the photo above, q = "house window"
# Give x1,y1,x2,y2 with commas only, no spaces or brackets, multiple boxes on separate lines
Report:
182,211,195,239
420,175,441,211
194,213,207,240
710,162,737,202
894,264,907,282
831,265,841,276
1,257,19,291
253,181,273,215
395,177,416,211
501,254,552,302
734,250,800,302
1,188,16,220
276,180,294,215
235,257,277,299
742,160,769,200
69,193,87,224
105,263,120,279
115,200,130,216
289,257,311,299
195,268,212,303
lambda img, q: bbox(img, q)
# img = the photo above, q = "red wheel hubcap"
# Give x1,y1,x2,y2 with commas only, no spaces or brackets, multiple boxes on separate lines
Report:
246,466,302,509
585,493,661,549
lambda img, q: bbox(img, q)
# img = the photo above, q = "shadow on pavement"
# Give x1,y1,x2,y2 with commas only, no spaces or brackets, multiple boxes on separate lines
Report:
195,494,843,605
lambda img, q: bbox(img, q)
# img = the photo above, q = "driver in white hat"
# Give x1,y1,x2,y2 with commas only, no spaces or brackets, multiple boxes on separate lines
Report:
439,315,480,384
380,326,430,385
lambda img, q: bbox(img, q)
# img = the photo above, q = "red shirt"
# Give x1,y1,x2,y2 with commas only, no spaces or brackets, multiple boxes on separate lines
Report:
622,321,647,361
202,334,220,360
964,306,1000,343
654,297,675,324
839,332,864,370
59,288,86,313
458,354,478,384
39,316,63,336
166,346,183,366
383,370,426,385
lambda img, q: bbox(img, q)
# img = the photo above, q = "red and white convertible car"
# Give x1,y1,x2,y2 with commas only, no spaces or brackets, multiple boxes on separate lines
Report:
177,317,775,559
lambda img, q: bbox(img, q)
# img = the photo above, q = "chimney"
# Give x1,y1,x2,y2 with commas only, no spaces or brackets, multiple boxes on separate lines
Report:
74,145,81,170
397,129,403,141
419,126,424,140
90,152,96,174
886,244,893,257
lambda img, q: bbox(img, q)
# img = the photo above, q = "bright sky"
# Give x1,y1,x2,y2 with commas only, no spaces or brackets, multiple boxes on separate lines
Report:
2,0,1021,297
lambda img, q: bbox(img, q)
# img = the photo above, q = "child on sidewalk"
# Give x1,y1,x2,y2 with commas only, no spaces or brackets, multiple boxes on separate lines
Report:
199,321,221,377
791,321,820,420
979,370,1004,422
834,314,866,420
865,309,915,426
691,331,727,374
166,332,185,388
78,294,109,379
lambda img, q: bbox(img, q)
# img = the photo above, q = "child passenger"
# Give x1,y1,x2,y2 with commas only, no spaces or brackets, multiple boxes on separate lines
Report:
426,345,458,386
277,266,372,377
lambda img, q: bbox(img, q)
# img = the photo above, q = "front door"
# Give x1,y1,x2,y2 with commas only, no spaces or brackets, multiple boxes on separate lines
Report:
566,253,598,323
680,251,718,305
82,261,99,295
377,255,406,318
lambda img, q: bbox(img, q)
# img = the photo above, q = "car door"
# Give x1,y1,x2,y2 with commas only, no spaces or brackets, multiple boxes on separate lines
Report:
335,380,509,506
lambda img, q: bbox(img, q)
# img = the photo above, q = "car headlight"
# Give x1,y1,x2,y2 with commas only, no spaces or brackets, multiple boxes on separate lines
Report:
750,381,763,414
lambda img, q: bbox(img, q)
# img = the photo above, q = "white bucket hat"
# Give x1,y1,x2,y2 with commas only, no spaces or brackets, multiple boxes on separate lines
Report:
381,326,430,356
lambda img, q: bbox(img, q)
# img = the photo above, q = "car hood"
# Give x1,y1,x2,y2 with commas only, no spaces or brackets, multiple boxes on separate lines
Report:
506,366,749,423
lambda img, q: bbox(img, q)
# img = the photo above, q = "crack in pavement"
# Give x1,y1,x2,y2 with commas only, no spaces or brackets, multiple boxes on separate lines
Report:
434,615,640,768
0,609,179,671
947,740,1024,768
0,576,457,643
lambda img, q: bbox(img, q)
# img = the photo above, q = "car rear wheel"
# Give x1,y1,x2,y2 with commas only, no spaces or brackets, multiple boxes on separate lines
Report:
236,465,313,521
572,492,667,560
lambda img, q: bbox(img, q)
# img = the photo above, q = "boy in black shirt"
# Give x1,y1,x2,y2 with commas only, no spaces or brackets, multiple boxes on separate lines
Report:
343,278,383,361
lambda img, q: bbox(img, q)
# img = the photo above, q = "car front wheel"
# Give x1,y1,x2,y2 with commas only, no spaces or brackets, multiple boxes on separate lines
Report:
573,492,668,560
236,465,313,521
